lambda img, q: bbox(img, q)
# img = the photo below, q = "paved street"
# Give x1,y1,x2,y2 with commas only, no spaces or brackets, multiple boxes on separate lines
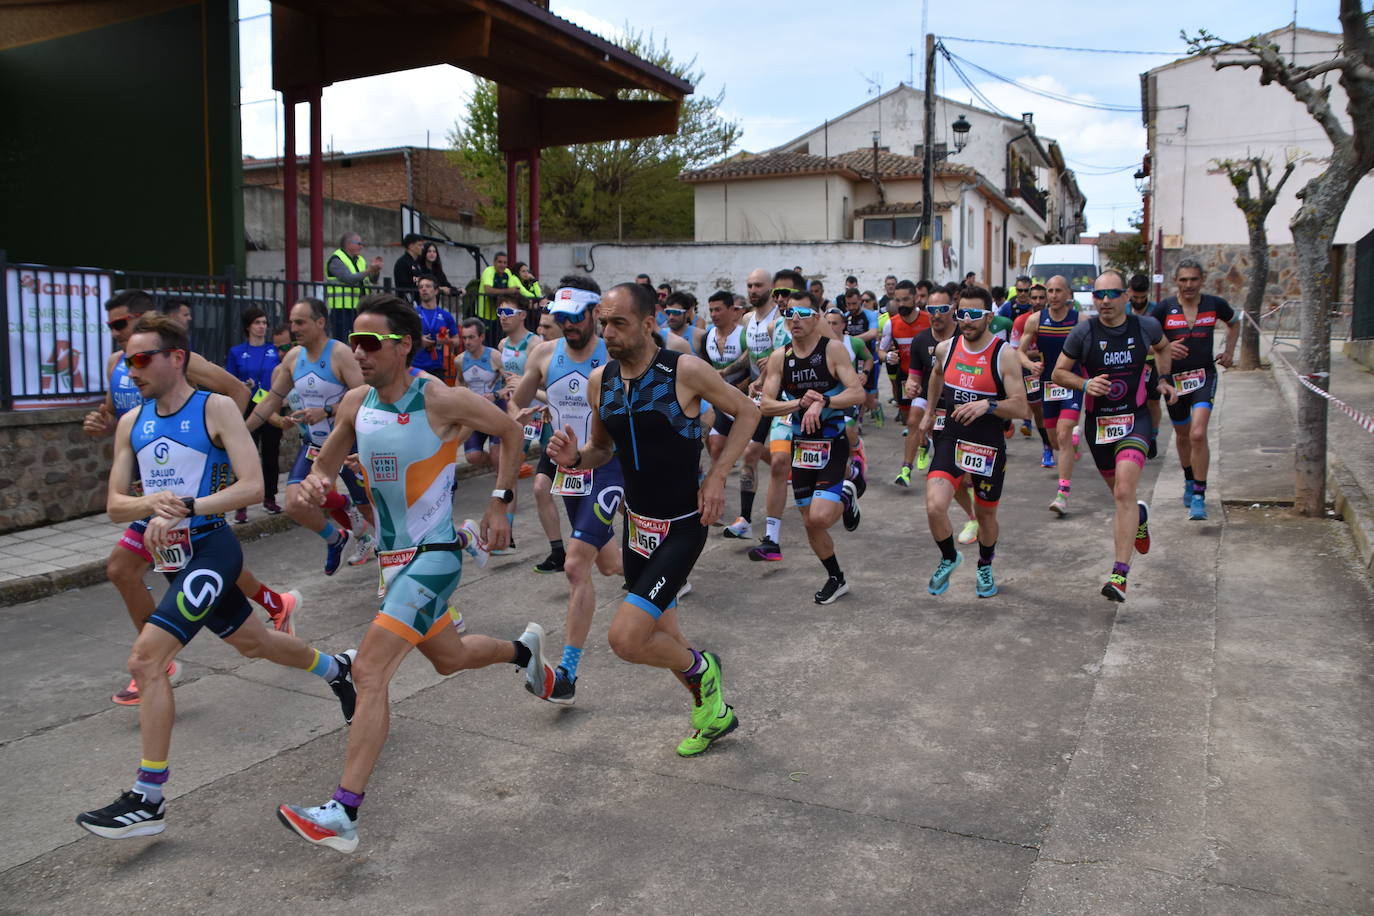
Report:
1,370,1371,914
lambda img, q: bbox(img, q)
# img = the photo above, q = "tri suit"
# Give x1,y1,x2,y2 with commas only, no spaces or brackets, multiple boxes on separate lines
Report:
928,336,1011,505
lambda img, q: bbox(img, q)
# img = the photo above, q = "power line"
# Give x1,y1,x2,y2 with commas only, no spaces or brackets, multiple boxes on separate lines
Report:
939,35,1185,56
945,51,1143,113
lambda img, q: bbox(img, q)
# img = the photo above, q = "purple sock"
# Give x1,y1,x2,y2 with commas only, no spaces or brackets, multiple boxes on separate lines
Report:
333,786,364,819
682,648,706,677
1113,561,1130,577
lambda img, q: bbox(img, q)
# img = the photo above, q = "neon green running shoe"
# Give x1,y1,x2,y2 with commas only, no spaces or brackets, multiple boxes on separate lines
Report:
686,651,725,730
956,519,980,545
677,705,739,757
894,465,912,487
915,442,932,471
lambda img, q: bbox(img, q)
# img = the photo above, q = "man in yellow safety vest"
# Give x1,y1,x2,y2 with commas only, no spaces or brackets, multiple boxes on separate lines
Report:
325,232,383,340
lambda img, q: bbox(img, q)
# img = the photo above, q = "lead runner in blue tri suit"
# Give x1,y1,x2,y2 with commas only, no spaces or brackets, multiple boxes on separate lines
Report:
546,281,760,757
76,313,356,842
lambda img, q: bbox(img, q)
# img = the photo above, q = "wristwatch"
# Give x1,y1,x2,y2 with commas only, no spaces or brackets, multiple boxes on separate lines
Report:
985,398,999,414
181,496,196,516
491,488,515,504
324,403,335,418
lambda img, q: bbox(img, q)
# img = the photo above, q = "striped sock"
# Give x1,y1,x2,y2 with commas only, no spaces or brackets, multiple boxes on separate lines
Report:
134,759,168,804
307,648,340,681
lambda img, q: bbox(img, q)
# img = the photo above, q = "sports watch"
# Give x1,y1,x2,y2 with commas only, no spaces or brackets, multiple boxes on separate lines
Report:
491,488,515,504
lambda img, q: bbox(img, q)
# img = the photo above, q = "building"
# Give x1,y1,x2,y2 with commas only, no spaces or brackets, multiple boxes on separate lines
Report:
1141,25,1374,300
680,84,1086,287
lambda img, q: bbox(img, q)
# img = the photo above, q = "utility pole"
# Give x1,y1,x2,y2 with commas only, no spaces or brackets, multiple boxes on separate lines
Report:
920,32,936,281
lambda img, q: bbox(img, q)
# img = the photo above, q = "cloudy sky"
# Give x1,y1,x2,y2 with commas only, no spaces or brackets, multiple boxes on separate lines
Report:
238,0,1344,234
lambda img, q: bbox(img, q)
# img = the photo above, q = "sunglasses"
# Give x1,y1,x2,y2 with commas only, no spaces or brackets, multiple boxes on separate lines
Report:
824,308,845,316
771,287,800,299
955,308,990,321
781,306,815,319
553,309,588,325
106,316,131,332
663,307,687,317
348,332,406,351
495,307,522,318
926,304,952,314
1091,288,1126,300
123,348,178,369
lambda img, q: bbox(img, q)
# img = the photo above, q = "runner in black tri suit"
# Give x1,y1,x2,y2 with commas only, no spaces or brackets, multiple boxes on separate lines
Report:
546,281,759,758
1055,270,1177,603
760,291,867,605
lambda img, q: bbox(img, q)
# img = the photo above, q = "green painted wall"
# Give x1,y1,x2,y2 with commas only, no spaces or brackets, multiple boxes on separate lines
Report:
0,0,244,276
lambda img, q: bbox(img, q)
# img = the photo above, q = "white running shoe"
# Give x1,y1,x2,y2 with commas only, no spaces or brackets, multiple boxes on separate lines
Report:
277,799,359,853
956,519,980,546
459,518,489,569
722,517,753,539
346,531,375,567
677,581,693,600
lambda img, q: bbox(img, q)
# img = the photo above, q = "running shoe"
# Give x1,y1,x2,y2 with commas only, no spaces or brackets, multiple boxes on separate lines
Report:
927,553,962,595
1148,437,1158,460
1049,492,1069,517
685,651,725,730
345,504,367,533
956,519,980,545
518,462,535,479
1041,446,1056,468
272,589,301,636
748,539,782,561
459,518,489,569
814,574,849,605
277,799,358,853
901,427,909,438
894,465,912,487
1072,425,1081,448
549,666,576,706
324,529,351,576
329,650,357,724
234,507,248,524
112,660,181,706
722,517,753,539
517,623,556,701
1101,573,1127,602
447,603,467,634
1135,501,1151,554
263,499,283,514
1003,422,1015,440
76,790,166,839
1189,492,1208,521
1183,480,1195,508
533,551,565,573
916,443,932,472
841,480,861,532
346,530,376,567
677,581,693,599
677,704,739,758
871,405,885,427
1020,420,1032,438
975,565,997,598
491,536,517,557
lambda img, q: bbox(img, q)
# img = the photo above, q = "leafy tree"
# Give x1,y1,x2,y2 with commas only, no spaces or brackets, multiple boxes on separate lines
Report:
1102,213,1149,278
449,29,740,241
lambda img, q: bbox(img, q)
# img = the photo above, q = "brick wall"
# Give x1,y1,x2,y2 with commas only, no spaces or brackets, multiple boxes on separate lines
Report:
243,148,484,224
1160,243,1355,306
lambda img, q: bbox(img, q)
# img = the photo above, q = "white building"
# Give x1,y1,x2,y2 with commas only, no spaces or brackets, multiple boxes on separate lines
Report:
680,85,1086,288
1141,25,1374,298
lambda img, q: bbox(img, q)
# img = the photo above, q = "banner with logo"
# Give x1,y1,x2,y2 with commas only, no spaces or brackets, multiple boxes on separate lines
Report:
5,265,113,410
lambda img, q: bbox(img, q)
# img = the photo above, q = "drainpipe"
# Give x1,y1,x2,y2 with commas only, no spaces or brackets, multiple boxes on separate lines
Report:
403,148,413,208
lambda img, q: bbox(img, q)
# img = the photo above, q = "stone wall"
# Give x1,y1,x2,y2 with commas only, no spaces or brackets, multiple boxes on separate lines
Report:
0,406,302,536
1161,243,1355,305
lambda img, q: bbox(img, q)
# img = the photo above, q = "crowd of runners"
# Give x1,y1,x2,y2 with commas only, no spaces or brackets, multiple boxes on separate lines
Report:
71,259,1237,853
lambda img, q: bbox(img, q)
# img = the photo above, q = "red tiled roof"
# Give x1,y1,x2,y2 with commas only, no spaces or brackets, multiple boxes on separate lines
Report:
681,148,975,183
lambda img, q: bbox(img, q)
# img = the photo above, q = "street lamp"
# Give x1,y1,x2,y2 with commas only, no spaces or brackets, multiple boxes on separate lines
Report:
1134,169,1149,194
952,115,971,153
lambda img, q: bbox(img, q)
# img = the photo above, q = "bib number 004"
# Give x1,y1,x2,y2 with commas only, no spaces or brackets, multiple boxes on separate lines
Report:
792,439,831,470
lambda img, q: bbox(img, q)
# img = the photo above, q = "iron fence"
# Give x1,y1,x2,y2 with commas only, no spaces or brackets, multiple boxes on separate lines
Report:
1261,300,1353,349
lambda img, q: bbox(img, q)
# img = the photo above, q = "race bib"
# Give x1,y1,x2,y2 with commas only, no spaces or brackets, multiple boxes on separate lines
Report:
1045,384,1072,402
955,440,997,477
376,546,417,599
522,418,542,442
1094,413,1134,444
627,510,670,559
152,526,193,573
552,467,592,496
933,409,947,431
1024,375,1041,394
1175,368,1206,394
792,438,831,469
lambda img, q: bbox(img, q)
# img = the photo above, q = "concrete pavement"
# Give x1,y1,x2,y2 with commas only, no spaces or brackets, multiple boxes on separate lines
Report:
0,369,1371,914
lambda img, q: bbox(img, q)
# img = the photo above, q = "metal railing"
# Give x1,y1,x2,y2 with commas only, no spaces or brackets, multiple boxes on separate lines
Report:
1260,299,1353,349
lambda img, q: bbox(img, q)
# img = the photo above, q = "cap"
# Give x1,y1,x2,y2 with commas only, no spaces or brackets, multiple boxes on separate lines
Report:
548,287,600,316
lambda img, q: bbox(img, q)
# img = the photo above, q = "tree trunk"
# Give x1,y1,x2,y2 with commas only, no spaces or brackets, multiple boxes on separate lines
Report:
1290,215,1337,516
1240,219,1268,370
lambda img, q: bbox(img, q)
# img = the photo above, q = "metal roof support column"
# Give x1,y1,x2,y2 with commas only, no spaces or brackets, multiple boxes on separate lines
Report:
528,147,541,282
283,91,298,299
505,150,519,267
308,88,324,283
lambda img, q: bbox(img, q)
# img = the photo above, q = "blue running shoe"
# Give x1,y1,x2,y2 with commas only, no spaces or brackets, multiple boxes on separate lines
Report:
1183,480,1195,508
1041,446,1056,468
324,529,350,576
975,564,997,598
1189,492,1208,521
927,552,962,595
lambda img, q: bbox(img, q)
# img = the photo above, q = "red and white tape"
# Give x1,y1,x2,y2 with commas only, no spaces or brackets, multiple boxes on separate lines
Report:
1240,309,1374,435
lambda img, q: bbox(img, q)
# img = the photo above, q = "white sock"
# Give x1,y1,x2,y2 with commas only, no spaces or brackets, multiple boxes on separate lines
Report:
765,516,781,544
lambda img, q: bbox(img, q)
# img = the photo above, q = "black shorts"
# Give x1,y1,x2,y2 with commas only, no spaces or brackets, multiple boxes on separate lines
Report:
928,430,1007,505
1022,371,1043,404
622,509,708,619
790,434,850,508
749,413,772,445
536,449,556,479
1167,367,1218,424
288,441,369,504
1145,361,1161,402
712,411,736,438
1086,408,1151,474
146,525,252,645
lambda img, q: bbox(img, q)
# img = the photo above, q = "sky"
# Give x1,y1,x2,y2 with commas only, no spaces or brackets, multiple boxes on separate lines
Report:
237,0,1345,235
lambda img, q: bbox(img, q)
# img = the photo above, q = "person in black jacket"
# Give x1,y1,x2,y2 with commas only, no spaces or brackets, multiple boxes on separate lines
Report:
392,233,424,299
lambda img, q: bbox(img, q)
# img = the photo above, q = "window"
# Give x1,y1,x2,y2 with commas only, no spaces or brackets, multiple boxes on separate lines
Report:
934,215,943,242
1008,240,1017,269
863,219,894,241
864,216,921,241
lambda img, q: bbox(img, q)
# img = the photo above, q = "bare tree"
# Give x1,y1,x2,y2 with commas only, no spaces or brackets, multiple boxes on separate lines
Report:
1210,155,1296,369
1188,5,1374,516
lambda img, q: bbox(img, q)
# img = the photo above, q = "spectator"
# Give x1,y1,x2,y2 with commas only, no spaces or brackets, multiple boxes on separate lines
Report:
393,232,425,298
991,285,1007,308
479,251,521,323
412,274,459,381
841,275,860,301
325,231,383,340
808,279,830,310
512,261,543,305
879,274,898,310
161,298,193,350
635,273,652,287
226,307,284,519
419,242,453,295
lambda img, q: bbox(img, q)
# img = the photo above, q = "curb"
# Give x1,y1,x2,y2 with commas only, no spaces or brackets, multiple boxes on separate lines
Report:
0,461,499,609
1268,361,1374,572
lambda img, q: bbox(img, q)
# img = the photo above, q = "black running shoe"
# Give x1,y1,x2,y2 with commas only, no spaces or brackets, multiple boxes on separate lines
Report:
533,551,565,574
815,574,850,605
329,649,357,724
76,790,166,839
549,666,576,706
841,480,861,532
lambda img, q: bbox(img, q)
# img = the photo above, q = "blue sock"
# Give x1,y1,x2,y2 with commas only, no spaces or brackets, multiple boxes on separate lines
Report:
559,645,582,680
307,648,340,681
505,511,515,532
318,522,343,545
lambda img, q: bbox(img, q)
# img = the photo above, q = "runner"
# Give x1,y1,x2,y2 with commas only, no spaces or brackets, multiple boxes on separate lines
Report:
545,281,758,755
247,298,374,574
77,314,356,840
917,286,1030,598
719,268,774,541
1011,284,1054,461
877,280,930,430
508,278,625,705
527,309,568,573
841,287,881,420
664,290,706,353
826,307,873,531
1127,273,1166,457
1018,275,1084,516
1000,275,1041,441
84,291,301,707
759,292,866,602
1053,271,1176,601
702,290,753,469
1160,259,1238,520
276,293,542,853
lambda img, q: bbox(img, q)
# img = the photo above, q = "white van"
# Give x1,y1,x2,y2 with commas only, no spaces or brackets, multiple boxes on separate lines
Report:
1027,244,1101,315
